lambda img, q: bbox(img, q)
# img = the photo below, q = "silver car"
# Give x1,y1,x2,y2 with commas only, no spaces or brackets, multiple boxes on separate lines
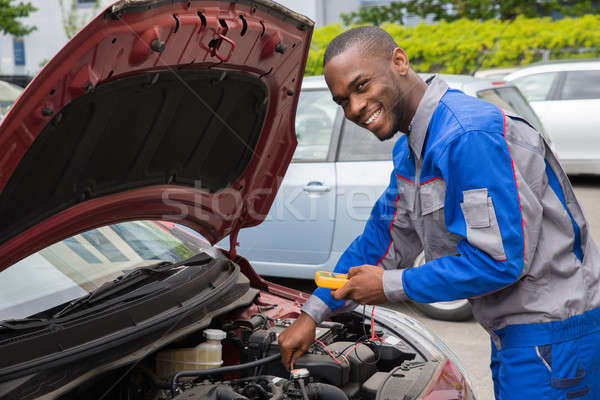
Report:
505,60,600,175
228,74,546,321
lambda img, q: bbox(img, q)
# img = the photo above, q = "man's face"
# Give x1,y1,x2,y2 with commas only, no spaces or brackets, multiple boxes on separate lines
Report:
324,46,409,141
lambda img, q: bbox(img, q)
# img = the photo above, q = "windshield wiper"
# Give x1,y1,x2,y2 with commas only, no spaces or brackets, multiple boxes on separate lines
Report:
52,252,213,319
0,318,52,332
0,253,215,336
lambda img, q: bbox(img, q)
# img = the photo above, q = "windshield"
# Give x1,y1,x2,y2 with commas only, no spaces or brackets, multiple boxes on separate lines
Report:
477,86,549,141
0,221,211,321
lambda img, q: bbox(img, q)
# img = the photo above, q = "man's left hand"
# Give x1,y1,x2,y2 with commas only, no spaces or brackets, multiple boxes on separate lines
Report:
331,265,387,304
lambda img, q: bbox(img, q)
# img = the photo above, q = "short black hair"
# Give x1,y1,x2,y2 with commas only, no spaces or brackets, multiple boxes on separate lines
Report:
323,26,399,68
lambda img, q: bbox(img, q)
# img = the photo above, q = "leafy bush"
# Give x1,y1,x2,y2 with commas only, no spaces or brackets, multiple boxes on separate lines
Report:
305,15,600,76
342,0,597,24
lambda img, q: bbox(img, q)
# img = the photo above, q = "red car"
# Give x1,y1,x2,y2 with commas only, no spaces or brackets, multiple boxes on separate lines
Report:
0,1,474,399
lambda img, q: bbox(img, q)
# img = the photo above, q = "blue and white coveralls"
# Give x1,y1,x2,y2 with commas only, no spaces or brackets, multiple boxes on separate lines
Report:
302,76,600,399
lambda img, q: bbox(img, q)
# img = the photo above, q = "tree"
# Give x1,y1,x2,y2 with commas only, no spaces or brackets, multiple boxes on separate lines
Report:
0,0,37,37
58,0,99,39
341,0,599,25
405,0,599,21
340,2,405,26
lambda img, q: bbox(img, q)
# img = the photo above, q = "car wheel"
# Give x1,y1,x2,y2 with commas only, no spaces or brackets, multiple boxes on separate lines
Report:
411,252,473,321
412,299,473,321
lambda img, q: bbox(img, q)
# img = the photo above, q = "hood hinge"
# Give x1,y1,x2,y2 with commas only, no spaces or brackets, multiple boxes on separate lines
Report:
228,205,246,259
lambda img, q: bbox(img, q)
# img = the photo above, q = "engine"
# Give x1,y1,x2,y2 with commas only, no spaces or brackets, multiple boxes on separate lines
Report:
160,314,420,400
58,311,432,400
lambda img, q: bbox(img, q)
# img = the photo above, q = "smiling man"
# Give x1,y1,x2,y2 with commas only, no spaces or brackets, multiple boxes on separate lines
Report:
326,29,424,142
277,26,600,399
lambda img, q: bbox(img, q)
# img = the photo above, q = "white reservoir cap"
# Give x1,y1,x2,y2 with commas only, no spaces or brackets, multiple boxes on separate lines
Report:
203,329,226,341
291,368,310,379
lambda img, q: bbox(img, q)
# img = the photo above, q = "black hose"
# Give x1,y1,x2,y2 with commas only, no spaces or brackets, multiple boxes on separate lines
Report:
171,353,281,391
209,386,248,400
307,383,349,400
298,379,310,400
242,382,270,398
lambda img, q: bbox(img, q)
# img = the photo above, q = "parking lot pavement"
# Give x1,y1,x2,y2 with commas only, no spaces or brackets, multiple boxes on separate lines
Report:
571,176,600,245
267,177,600,400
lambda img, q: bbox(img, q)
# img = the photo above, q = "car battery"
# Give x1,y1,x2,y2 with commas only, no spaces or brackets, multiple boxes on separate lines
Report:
246,320,348,384
247,319,344,357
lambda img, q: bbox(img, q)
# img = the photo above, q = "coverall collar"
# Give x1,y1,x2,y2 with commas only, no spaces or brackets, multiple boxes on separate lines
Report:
407,75,448,161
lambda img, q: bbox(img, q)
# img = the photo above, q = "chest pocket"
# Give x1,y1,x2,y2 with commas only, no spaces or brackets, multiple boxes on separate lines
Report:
395,175,416,212
420,178,445,216
419,178,451,255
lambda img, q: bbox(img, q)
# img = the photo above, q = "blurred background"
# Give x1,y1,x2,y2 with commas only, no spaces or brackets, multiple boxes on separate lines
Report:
0,0,599,82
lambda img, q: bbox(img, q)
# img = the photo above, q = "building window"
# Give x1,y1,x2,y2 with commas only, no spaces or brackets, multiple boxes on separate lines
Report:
63,237,102,264
359,0,395,5
81,230,129,262
12,38,25,66
76,0,97,7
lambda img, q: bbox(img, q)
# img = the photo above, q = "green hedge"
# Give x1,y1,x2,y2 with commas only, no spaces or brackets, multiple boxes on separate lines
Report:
305,15,600,76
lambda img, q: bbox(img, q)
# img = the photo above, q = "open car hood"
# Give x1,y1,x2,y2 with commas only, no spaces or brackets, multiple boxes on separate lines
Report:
0,0,313,270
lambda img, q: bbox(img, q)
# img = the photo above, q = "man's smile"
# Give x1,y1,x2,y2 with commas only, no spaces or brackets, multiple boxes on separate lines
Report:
363,107,382,126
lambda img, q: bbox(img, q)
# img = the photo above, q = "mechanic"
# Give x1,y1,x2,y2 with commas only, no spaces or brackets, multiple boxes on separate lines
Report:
278,26,600,399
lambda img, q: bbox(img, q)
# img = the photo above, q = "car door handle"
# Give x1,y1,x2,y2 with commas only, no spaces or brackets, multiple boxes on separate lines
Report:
303,181,331,193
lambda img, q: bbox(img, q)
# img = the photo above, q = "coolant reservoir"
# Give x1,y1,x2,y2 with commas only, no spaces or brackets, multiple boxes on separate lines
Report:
197,329,226,367
156,328,226,379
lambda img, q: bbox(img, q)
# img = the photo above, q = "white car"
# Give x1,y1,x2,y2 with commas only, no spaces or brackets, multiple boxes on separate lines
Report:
505,60,600,175
473,67,518,80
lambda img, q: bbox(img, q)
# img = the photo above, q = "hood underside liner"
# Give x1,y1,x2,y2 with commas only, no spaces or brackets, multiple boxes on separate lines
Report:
0,70,267,245
0,259,251,394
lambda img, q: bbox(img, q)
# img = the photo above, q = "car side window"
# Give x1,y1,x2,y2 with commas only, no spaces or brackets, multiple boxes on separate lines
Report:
511,72,559,102
560,70,600,100
292,89,338,162
477,87,545,134
337,120,398,161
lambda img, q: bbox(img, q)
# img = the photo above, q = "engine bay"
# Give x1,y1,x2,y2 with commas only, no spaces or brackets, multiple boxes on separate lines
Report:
57,295,441,400
0,252,463,400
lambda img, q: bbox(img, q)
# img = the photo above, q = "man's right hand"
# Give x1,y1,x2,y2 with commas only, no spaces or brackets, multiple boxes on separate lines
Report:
278,312,316,371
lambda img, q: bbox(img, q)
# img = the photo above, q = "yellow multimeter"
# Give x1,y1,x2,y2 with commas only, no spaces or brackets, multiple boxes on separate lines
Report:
315,271,349,290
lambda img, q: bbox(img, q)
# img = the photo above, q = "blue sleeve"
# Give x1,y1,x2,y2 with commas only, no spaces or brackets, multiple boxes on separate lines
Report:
403,129,525,302
312,170,401,310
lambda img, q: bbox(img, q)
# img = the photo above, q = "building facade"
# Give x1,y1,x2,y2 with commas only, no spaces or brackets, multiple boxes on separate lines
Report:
0,0,111,79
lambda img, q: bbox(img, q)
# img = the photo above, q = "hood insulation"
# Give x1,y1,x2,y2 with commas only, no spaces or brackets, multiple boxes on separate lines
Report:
0,70,267,245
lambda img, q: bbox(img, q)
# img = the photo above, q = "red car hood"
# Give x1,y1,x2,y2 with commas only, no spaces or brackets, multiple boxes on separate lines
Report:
0,0,313,270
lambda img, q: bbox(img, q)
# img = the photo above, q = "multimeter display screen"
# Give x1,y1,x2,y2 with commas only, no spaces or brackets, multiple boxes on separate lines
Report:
320,272,337,278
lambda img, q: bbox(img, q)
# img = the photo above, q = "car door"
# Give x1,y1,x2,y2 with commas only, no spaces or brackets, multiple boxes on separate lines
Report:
529,70,600,171
331,119,398,262
231,89,343,277
508,71,588,168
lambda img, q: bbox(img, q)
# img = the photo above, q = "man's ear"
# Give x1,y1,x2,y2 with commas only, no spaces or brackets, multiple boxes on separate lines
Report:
391,47,409,76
